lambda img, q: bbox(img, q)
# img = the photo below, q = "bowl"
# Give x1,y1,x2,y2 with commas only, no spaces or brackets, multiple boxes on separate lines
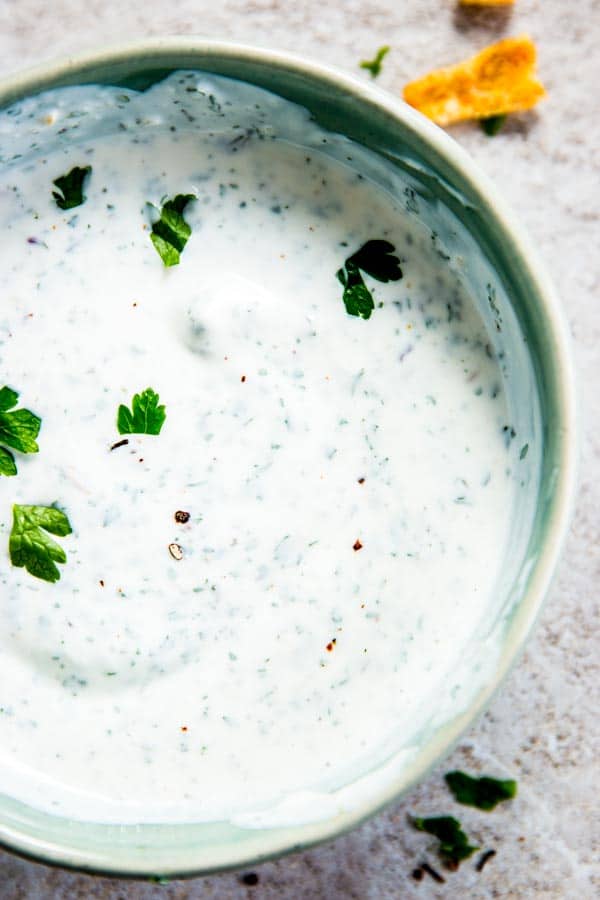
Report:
0,38,576,878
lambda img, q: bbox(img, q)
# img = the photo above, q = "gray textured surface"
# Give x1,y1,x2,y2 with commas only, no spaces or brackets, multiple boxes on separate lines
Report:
0,1,598,897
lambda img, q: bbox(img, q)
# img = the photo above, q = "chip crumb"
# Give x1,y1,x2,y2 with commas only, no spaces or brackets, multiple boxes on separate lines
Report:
403,35,545,126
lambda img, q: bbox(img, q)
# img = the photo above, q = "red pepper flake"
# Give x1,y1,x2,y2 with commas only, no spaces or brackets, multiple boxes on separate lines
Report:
138,458,144,463
411,867,424,882
353,539,363,551
99,580,105,587
326,638,337,652
174,510,191,524
358,477,365,484
241,375,246,382
180,725,188,733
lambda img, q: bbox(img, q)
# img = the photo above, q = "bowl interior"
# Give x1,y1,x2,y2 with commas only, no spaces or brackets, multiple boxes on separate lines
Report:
0,40,575,877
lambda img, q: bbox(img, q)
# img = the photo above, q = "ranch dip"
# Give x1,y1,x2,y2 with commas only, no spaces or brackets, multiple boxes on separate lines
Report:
0,72,522,825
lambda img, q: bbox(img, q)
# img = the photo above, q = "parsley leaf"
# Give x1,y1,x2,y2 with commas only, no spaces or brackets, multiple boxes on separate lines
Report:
336,240,402,319
413,816,479,865
481,114,507,136
445,770,517,810
347,240,403,282
0,447,17,477
150,194,196,266
337,261,375,319
360,45,390,79
117,387,166,435
52,165,92,210
0,386,41,476
0,386,19,411
9,504,72,583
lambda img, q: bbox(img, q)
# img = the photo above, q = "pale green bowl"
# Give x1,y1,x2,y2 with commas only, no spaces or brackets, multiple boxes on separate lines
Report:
0,38,577,878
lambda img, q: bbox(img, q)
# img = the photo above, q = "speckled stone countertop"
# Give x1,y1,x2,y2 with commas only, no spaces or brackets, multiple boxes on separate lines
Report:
0,1,598,897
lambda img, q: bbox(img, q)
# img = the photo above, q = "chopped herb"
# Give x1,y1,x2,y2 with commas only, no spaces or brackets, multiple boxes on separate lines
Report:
412,815,479,865
0,447,17,477
419,862,446,884
240,873,259,886
346,240,403,282
360,45,390,78
0,386,41,476
52,165,92,210
337,262,374,319
476,849,497,872
117,388,166,435
445,770,517,810
481,114,507,136
9,504,72,583
150,193,196,266
519,443,529,460
336,240,402,319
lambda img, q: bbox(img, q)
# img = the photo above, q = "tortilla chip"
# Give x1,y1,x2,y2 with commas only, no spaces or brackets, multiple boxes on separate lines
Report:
460,0,514,5
403,35,545,126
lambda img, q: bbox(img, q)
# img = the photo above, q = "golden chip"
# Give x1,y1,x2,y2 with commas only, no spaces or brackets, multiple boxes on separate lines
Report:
403,35,545,126
460,0,514,5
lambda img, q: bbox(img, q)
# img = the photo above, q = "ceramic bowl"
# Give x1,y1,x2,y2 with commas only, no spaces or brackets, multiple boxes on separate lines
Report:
0,38,576,878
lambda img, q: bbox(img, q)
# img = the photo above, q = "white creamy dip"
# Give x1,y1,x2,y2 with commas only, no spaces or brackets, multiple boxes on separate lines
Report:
0,72,527,825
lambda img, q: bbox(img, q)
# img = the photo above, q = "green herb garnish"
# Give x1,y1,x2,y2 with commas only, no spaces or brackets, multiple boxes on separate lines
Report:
117,387,166,436
360,45,390,79
0,386,41,476
0,447,17,477
346,240,403,282
336,240,402,319
150,194,196,266
445,770,517,811
337,261,375,319
481,114,507,136
52,165,92,210
413,815,479,865
9,504,72,583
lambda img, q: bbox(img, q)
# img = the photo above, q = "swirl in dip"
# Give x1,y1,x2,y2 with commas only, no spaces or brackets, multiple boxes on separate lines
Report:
0,72,532,826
